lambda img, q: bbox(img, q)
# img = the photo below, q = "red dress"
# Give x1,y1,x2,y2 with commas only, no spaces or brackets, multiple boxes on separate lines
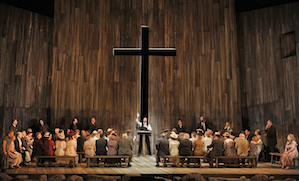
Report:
43,140,55,156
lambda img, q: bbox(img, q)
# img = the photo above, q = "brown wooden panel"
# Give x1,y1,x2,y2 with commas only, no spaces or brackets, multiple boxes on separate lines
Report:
0,3,53,137
237,2,299,152
50,0,241,153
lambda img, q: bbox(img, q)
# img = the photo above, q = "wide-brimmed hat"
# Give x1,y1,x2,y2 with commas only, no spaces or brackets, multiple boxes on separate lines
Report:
170,132,178,139
196,128,204,134
162,128,169,133
58,132,65,139
214,132,221,137
44,132,51,138
223,132,235,139
92,130,98,135
107,128,113,133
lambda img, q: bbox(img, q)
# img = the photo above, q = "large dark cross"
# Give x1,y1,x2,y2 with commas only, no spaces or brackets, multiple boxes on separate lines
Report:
113,26,176,124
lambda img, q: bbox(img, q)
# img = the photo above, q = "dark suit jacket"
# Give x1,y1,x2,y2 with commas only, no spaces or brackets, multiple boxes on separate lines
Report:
77,135,87,153
96,138,107,155
9,125,18,134
179,139,192,156
176,125,186,133
156,138,169,156
21,137,28,150
197,121,210,132
69,123,78,131
266,125,277,146
14,138,24,153
86,123,97,133
208,139,224,157
39,124,50,134
245,133,254,142
33,138,43,156
118,138,132,156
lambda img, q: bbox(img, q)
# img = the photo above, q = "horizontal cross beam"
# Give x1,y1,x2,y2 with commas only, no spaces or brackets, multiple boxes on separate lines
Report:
113,48,176,56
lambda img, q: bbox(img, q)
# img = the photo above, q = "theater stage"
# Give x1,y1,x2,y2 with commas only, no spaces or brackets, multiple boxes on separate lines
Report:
6,156,299,179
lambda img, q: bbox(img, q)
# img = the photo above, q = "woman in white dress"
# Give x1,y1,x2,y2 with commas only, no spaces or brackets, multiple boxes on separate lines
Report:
65,131,78,164
169,132,180,165
55,131,66,163
202,130,213,162
8,136,22,168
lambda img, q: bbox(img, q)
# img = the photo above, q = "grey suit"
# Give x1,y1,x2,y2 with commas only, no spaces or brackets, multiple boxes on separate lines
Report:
118,138,132,156
156,138,169,164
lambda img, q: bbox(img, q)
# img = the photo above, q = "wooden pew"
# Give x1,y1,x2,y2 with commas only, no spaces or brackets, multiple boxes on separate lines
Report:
77,152,85,163
34,155,77,167
85,155,130,167
161,156,204,167
214,156,257,168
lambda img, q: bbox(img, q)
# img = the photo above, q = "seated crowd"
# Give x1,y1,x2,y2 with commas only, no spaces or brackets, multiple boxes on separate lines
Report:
1,117,298,171
1,118,136,171
155,118,298,168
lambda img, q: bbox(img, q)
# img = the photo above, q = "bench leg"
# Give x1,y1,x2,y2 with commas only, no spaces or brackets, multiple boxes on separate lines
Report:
216,158,218,168
271,155,274,164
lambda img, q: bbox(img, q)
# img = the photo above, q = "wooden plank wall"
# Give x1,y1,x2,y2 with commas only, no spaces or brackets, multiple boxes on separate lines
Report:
51,0,241,154
0,3,53,137
237,2,299,152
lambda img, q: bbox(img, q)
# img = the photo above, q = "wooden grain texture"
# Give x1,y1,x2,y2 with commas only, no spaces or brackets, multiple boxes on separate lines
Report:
0,3,53,137
51,0,241,154
4,156,299,177
237,2,299,152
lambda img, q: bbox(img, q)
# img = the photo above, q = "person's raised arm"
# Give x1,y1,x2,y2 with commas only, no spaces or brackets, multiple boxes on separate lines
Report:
135,113,142,127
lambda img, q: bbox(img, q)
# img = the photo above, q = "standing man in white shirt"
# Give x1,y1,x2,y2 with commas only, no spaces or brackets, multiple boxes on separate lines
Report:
136,112,152,156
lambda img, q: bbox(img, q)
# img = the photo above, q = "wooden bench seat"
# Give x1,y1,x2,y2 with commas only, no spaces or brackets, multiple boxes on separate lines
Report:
77,152,85,163
270,152,299,169
85,155,130,167
34,155,77,167
161,156,204,167
214,156,257,168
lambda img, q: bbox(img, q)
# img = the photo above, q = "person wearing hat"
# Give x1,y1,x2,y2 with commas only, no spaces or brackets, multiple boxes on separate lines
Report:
43,132,55,163
91,130,99,142
136,112,152,156
169,132,180,165
106,128,113,140
223,132,237,164
193,133,204,156
155,133,169,167
202,130,213,155
65,130,78,164
175,119,186,133
207,132,224,168
33,132,43,163
162,128,169,139
193,132,204,167
55,131,66,163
